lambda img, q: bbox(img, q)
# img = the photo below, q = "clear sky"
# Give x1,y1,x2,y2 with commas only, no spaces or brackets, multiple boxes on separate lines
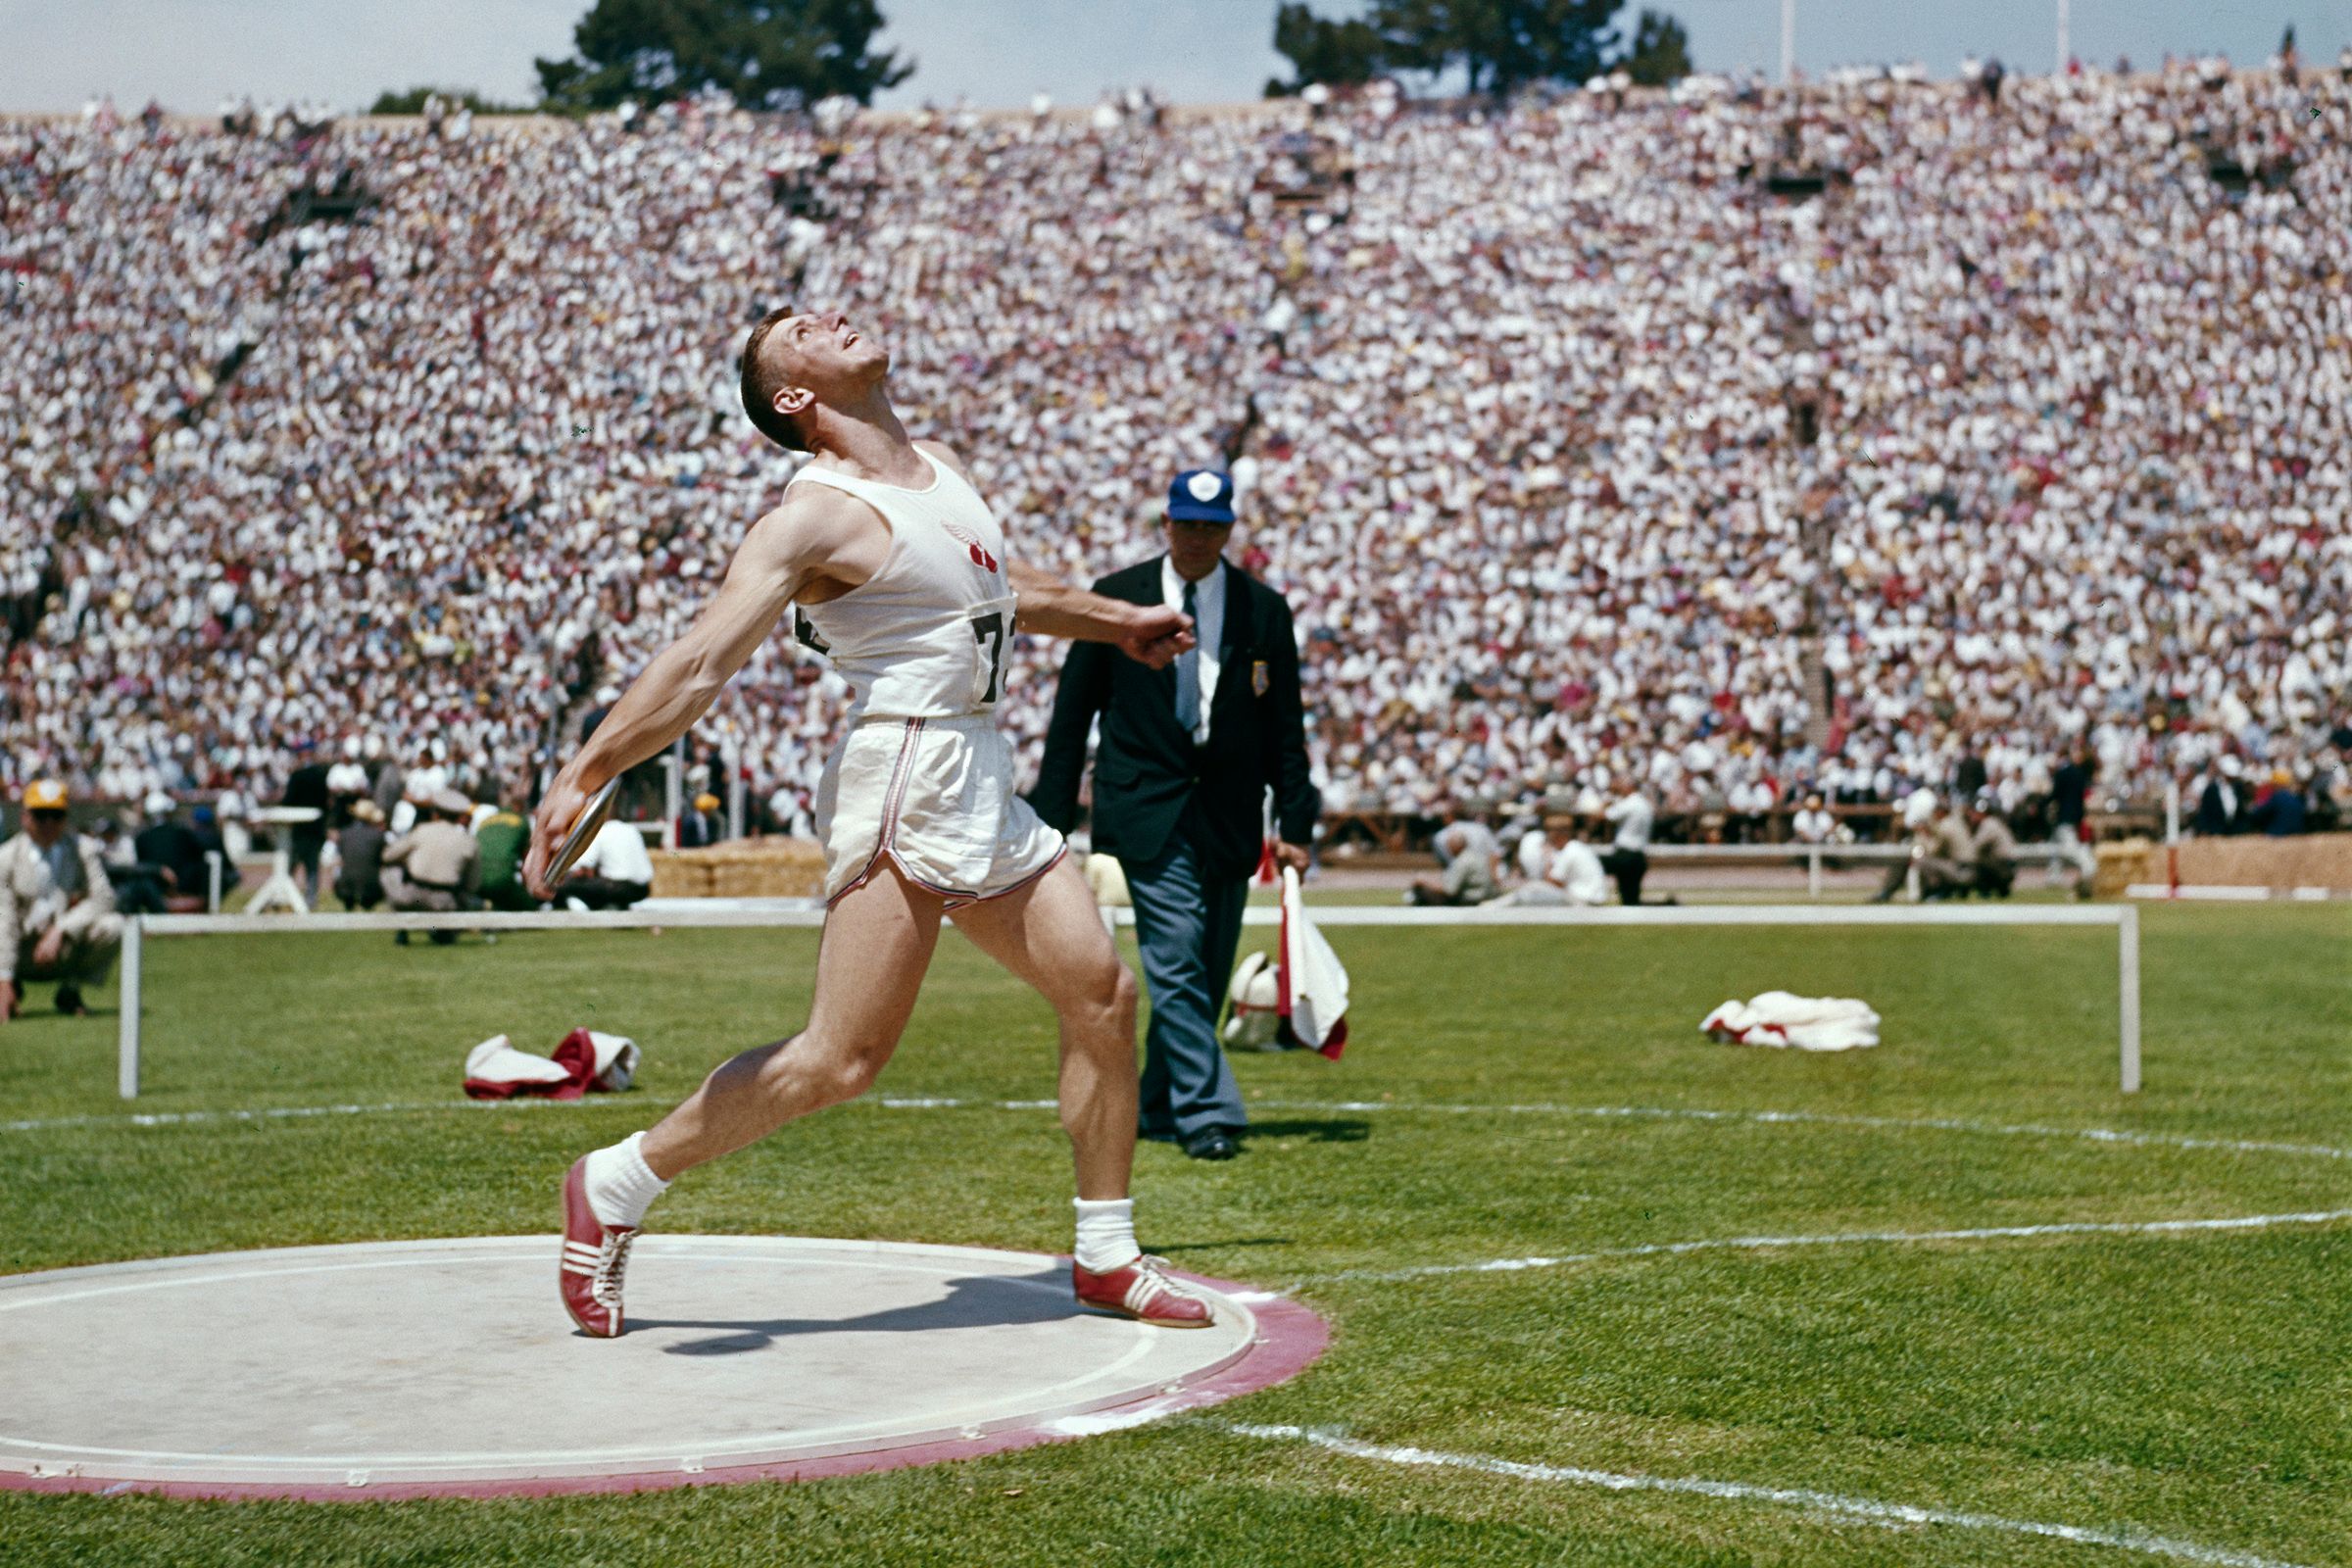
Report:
3,0,2343,115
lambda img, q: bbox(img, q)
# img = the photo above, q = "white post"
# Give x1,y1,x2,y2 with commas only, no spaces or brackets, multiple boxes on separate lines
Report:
117,917,143,1099
662,746,683,852
726,735,745,842
2164,778,2180,846
2055,0,2070,74
1806,847,1822,900
2118,903,2140,1093
206,849,223,912
1780,0,1796,84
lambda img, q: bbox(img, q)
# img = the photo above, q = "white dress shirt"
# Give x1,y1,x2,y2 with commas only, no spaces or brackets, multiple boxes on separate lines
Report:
1550,840,1610,905
577,819,655,884
1605,791,1654,852
1161,555,1225,745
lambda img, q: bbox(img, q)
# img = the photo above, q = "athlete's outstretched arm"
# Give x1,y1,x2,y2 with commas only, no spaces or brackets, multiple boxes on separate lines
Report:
523,495,849,895
1006,559,1194,668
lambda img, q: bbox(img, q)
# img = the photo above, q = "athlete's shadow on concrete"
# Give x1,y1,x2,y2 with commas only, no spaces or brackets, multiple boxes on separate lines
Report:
632,1267,1085,1356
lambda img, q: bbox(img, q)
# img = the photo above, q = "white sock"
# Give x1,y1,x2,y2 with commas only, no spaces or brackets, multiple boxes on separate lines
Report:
1072,1197,1140,1273
583,1131,668,1229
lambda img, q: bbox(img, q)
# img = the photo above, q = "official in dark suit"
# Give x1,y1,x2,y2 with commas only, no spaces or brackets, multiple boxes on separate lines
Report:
1031,469,1319,1161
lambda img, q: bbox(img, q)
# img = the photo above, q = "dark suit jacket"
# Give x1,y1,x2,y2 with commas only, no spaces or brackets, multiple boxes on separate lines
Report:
1031,558,1319,882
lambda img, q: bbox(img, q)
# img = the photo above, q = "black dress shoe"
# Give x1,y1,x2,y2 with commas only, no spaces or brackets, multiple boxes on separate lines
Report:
1182,1127,1239,1161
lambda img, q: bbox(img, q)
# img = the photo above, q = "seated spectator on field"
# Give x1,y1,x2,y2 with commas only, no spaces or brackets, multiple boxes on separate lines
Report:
383,791,481,944
0,779,123,1020
1408,804,1504,906
1501,816,1609,906
472,795,537,910
133,791,212,912
1964,792,2019,899
564,818,656,911
1872,789,1971,903
2192,758,2242,836
2249,769,2308,837
97,811,169,915
334,799,389,910
2310,757,2348,835
1788,792,1838,846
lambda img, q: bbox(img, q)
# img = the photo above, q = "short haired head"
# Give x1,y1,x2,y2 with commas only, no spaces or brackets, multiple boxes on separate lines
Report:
738,305,889,454
739,306,810,452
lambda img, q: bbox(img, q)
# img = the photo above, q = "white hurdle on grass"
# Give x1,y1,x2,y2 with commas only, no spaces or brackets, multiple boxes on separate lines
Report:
113,903,2142,1100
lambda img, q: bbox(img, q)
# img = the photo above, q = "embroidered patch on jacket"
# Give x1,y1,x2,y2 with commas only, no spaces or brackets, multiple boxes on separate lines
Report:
1252,660,1270,697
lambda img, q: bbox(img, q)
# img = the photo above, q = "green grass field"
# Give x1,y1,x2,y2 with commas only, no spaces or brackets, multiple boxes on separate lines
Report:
6,903,2349,1566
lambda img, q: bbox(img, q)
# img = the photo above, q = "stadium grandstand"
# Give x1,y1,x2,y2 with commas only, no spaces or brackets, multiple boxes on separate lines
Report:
2,61,2347,856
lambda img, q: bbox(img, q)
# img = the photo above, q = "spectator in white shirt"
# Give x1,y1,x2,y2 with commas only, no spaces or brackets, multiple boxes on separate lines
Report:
1502,816,1609,906
565,818,656,910
1789,792,1838,845
1600,781,1656,906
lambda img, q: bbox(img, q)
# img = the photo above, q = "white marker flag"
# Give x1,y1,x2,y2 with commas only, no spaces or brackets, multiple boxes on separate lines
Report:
1278,867,1350,1059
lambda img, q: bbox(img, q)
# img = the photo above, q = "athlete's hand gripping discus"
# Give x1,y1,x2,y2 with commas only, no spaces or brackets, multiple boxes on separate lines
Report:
546,777,623,887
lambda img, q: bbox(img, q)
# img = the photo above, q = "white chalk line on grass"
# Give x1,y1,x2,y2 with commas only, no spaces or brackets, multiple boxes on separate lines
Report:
1218,1424,2323,1568
1287,1207,2352,1286
1239,1099,2352,1165
878,1095,2352,1166
0,1097,680,1135
7,1095,2348,1169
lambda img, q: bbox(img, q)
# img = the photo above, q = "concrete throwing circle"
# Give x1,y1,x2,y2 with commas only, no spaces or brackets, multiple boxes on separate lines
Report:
0,1236,1325,1500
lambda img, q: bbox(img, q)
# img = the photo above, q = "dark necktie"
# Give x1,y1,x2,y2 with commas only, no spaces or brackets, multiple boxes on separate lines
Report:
1174,579,1200,739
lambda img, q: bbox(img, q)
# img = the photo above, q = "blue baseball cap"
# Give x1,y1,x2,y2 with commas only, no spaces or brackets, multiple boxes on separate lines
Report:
1167,468,1236,524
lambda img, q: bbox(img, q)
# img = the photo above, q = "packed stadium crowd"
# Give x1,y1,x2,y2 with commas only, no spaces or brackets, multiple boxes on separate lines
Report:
3,54,2348,852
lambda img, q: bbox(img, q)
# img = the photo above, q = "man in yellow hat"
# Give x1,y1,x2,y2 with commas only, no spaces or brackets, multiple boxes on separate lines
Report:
1,780,124,1020
679,791,726,849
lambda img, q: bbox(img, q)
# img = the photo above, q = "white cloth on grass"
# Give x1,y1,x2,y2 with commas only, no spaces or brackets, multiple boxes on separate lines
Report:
1701,992,1881,1052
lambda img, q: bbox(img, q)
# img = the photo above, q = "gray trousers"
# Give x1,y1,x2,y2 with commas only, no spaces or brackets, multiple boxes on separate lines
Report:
1123,832,1250,1140
383,870,470,912
14,918,124,992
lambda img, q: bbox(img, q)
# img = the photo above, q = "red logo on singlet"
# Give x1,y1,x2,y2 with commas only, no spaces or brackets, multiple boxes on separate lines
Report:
941,520,1000,575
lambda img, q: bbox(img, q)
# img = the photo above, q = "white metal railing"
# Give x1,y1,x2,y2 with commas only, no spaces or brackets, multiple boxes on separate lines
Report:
114,903,2140,1100
1578,842,2091,899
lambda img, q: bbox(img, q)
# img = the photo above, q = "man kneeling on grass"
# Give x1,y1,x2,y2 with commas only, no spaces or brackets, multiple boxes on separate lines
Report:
0,779,122,1021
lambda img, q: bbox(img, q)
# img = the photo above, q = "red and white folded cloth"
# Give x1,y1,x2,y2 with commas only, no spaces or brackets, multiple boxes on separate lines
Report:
464,1029,642,1100
1219,870,1352,1059
1701,992,1880,1053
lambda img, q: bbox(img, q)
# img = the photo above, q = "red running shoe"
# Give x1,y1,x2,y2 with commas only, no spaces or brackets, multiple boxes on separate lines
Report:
1072,1253,1213,1328
560,1155,637,1338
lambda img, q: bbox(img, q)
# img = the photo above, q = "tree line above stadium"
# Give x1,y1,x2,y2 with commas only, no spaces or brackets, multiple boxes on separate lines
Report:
369,0,1691,118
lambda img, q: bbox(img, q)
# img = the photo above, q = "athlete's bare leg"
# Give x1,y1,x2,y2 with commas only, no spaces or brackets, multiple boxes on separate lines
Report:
949,856,1138,1201
636,862,947,1181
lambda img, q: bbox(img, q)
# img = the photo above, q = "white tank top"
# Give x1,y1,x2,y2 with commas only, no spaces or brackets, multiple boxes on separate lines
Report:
786,448,1017,721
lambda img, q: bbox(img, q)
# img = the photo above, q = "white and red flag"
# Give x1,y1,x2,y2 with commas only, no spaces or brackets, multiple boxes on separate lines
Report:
1276,867,1349,1059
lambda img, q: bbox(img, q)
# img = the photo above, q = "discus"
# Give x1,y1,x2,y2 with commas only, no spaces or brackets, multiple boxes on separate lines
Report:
547,777,622,886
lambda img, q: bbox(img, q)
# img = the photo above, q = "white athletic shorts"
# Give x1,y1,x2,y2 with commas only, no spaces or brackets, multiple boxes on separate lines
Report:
817,713,1065,906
